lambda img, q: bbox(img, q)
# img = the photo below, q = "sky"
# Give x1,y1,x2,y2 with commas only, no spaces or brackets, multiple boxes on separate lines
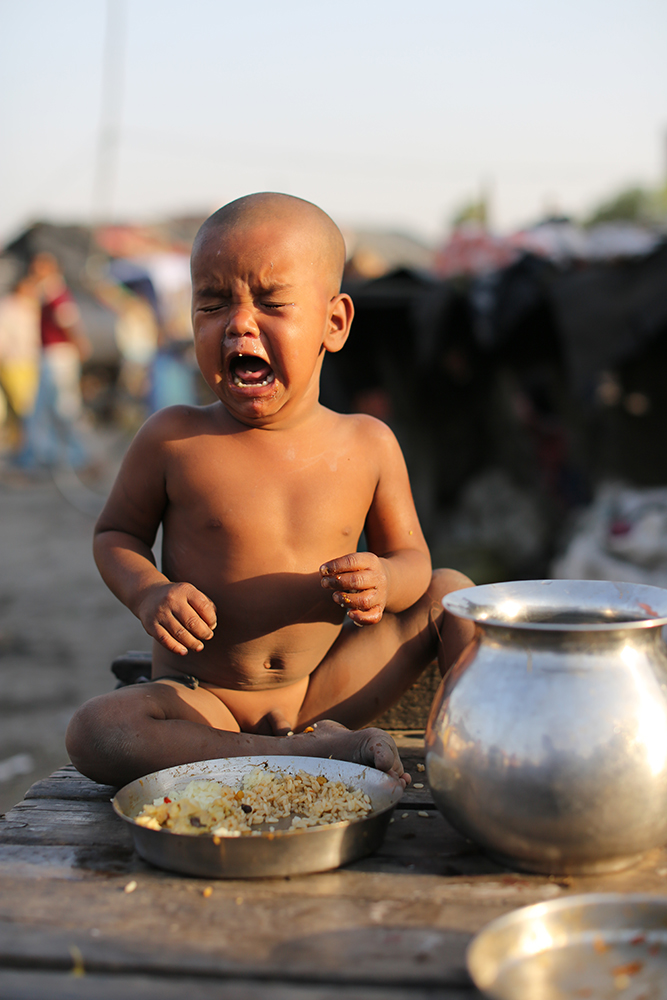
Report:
1,0,666,248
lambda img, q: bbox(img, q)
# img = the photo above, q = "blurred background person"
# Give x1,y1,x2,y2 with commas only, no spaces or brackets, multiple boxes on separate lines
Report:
0,273,41,460
148,329,198,414
18,252,91,470
91,270,159,429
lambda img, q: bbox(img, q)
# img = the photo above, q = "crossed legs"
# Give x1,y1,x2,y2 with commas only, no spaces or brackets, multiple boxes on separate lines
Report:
66,569,474,788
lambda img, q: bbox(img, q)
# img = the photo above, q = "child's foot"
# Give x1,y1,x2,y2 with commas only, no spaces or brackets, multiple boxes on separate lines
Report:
289,720,410,788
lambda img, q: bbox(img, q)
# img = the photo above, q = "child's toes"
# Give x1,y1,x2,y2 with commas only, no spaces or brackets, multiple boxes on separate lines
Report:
362,729,404,778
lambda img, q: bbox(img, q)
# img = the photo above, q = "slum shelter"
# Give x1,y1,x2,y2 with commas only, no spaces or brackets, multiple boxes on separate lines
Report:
332,227,667,585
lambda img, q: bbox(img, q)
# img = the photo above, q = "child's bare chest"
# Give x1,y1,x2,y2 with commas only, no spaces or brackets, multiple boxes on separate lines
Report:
164,433,377,563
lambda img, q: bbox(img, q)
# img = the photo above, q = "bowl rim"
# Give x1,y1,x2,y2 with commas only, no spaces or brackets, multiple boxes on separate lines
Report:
443,579,667,631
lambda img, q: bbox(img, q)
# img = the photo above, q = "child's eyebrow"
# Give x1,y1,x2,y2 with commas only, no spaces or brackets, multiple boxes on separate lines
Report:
193,284,225,299
193,282,295,298
254,282,294,296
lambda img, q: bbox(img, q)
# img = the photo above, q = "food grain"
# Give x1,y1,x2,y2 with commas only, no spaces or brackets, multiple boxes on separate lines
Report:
133,767,372,837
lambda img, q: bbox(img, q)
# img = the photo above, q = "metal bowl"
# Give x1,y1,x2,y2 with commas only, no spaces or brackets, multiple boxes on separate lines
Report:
467,893,667,999
112,755,403,878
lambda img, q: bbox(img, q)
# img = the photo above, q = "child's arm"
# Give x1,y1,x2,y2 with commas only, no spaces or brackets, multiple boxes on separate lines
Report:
320,418,431,626
94,412,217,656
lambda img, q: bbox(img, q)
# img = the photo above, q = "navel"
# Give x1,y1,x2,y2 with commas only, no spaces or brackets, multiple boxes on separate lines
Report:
264,658,284,671
207,517,223,530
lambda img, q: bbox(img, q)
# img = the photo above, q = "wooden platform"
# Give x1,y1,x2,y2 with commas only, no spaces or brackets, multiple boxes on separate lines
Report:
3,735,667,999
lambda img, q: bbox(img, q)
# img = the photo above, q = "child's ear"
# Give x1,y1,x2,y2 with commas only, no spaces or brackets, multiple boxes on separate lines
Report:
323,293,354,353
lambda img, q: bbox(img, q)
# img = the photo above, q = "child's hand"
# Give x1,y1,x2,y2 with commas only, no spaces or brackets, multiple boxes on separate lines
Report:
135,583,217,655
320,553,388,626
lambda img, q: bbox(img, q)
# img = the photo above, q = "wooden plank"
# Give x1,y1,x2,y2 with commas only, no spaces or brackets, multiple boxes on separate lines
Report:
0,799,132,849
391,733,426,752
0,970,478,1000
4,857,667,990
3,840,639,991
3,822,667,988
0,801,467,875
0,809,471,881
4,759,667,993
0,899,476,989
360,809,499,876
391,747,431,807
0,842,140,879
24,768,116,803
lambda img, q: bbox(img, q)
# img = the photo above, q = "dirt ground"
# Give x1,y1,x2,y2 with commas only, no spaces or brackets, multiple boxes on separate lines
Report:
0,426,148,815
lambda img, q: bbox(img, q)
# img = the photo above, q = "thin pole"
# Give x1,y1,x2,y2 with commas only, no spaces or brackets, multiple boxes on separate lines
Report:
92,0,125,224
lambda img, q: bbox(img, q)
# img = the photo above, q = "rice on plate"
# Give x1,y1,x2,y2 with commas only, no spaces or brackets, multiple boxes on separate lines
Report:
134,766,372,837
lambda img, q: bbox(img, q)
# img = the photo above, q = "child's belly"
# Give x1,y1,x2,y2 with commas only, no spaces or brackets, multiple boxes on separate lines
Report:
156,543,348,700
151,617,344,691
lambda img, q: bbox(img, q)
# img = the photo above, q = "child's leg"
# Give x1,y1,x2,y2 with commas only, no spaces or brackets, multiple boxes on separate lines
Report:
65,678,409,789
297,568,475,730
66,568,474,789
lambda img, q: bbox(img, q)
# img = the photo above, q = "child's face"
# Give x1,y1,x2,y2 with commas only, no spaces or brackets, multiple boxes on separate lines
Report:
191,219,351,427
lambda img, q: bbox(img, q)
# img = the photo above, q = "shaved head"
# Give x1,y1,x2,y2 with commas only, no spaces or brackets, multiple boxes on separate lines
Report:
192,193,347,294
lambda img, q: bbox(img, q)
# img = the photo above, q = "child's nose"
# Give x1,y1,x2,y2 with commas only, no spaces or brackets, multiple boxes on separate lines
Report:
224,304,260,338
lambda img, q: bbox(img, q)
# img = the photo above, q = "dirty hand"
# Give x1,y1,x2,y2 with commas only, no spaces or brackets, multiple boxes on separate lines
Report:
135,582,217,655
320,552,388,626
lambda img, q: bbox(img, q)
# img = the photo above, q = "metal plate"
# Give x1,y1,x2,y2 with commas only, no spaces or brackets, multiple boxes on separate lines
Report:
467,893,667,999
113,755,403,878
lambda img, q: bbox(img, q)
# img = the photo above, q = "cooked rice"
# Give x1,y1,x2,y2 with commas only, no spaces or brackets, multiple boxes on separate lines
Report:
133,766,372,837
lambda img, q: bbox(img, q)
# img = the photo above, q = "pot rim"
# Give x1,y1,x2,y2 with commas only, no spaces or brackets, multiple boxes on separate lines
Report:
442,579,667,631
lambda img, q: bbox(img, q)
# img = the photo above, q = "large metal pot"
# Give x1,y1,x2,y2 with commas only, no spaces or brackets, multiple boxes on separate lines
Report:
425,580,667,874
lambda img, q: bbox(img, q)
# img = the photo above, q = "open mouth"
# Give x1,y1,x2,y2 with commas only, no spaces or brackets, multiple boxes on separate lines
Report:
230,355,275,388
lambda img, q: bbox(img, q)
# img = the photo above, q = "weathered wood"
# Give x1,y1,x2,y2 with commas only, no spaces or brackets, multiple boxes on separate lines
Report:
24,767,116,803
0,843,140,879
4,753,667,995
0,815,481,882
0,868,486,984
0,799,132,849
0,970,478,1000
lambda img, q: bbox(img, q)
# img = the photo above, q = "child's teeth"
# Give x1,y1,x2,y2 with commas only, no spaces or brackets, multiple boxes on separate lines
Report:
233,374,274,387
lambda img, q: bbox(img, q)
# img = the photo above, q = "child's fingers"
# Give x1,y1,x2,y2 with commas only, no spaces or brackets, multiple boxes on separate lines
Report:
322,576,360,593
152,606,213,653
321,570,373,593
170,607,214,643
139,584,216,645
320,553,365,578
332,587,379,611
188,590,217,631
152,622,192,657
182,611,215,643
336,588,385,624
320,554,380,588
346,606,384,626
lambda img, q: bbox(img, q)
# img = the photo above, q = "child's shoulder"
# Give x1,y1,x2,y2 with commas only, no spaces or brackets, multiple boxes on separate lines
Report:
336,410,399,444
132,403,222,446
325,409,403,459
